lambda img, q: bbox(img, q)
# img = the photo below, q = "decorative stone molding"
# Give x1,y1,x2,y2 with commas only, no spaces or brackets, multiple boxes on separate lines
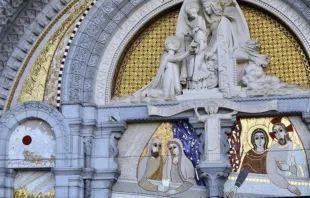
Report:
62,0,153,105
0,0,71,116
0,0,25,34
0,101,72,167
60,0,310,106
148,100,278,117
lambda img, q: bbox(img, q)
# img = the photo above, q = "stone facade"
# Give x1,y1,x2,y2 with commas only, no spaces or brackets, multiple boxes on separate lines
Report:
0,0,309,198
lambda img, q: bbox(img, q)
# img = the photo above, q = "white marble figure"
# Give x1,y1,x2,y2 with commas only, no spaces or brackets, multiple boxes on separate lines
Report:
183,2,210,89
113,0,310,103
267,122,309,196
194,101,237,162
243,62,310,96
130,36,191,101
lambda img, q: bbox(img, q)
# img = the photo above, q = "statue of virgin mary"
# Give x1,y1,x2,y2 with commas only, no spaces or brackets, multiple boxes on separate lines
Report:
176,0,269,97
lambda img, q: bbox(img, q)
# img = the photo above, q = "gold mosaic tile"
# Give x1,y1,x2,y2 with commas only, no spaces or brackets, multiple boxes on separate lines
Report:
113,5,310,97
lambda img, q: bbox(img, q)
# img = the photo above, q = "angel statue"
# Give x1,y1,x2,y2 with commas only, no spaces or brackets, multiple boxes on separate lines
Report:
183,2,210,89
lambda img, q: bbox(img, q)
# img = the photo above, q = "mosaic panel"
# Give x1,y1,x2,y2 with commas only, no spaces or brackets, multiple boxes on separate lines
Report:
8,119,56,168
227,116,308,197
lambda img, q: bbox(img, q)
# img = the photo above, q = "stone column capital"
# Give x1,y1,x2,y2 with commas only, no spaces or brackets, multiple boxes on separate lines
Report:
198,163,232,198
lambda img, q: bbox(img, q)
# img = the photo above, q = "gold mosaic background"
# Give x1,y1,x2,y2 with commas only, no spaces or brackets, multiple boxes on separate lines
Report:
14,188,54,198
9,0,92,110
242,6,310,87
237,117,304,172
113,10,180,97
139,122,173,162
113,5,310,97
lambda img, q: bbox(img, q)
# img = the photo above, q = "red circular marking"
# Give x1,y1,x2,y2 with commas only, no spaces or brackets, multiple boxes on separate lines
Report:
22,135,32,145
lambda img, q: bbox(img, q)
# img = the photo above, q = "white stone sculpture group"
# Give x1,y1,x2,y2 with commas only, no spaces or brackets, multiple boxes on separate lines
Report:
114,0,309,103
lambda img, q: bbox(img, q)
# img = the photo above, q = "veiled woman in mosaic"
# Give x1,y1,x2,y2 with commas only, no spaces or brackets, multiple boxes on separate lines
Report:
228,128,269,198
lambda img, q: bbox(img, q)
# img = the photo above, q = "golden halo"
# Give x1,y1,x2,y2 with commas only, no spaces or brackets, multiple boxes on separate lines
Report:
247,124,272,149
268,117,294,138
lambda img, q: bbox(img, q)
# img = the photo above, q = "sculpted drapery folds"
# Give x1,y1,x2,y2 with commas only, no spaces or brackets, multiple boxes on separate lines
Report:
113,0,310,103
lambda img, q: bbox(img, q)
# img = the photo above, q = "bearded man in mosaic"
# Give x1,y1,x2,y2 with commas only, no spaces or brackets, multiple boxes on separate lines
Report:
267,117,309,196
137,137,164,191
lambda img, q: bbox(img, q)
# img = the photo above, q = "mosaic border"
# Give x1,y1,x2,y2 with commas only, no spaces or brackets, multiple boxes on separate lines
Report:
228,176,310,186
56,0,97,108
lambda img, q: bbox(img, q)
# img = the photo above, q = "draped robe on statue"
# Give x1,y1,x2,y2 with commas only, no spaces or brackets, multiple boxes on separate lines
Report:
176,0,269,96
128,51,188,101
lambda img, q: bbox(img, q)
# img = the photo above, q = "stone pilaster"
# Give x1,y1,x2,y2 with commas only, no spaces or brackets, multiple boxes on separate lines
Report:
52,168,83,198
66,118,82,167
0,168,16,198
83,136,93,168
220,116,236,164
197,114,236,197
82,135,93,198
92,121,127,198
81,168,94,198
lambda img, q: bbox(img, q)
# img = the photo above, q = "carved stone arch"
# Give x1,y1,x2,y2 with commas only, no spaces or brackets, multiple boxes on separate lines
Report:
241,0,310,54
0,101,71,168
62,0,310,106
61,0,148,104
0,0,71,117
